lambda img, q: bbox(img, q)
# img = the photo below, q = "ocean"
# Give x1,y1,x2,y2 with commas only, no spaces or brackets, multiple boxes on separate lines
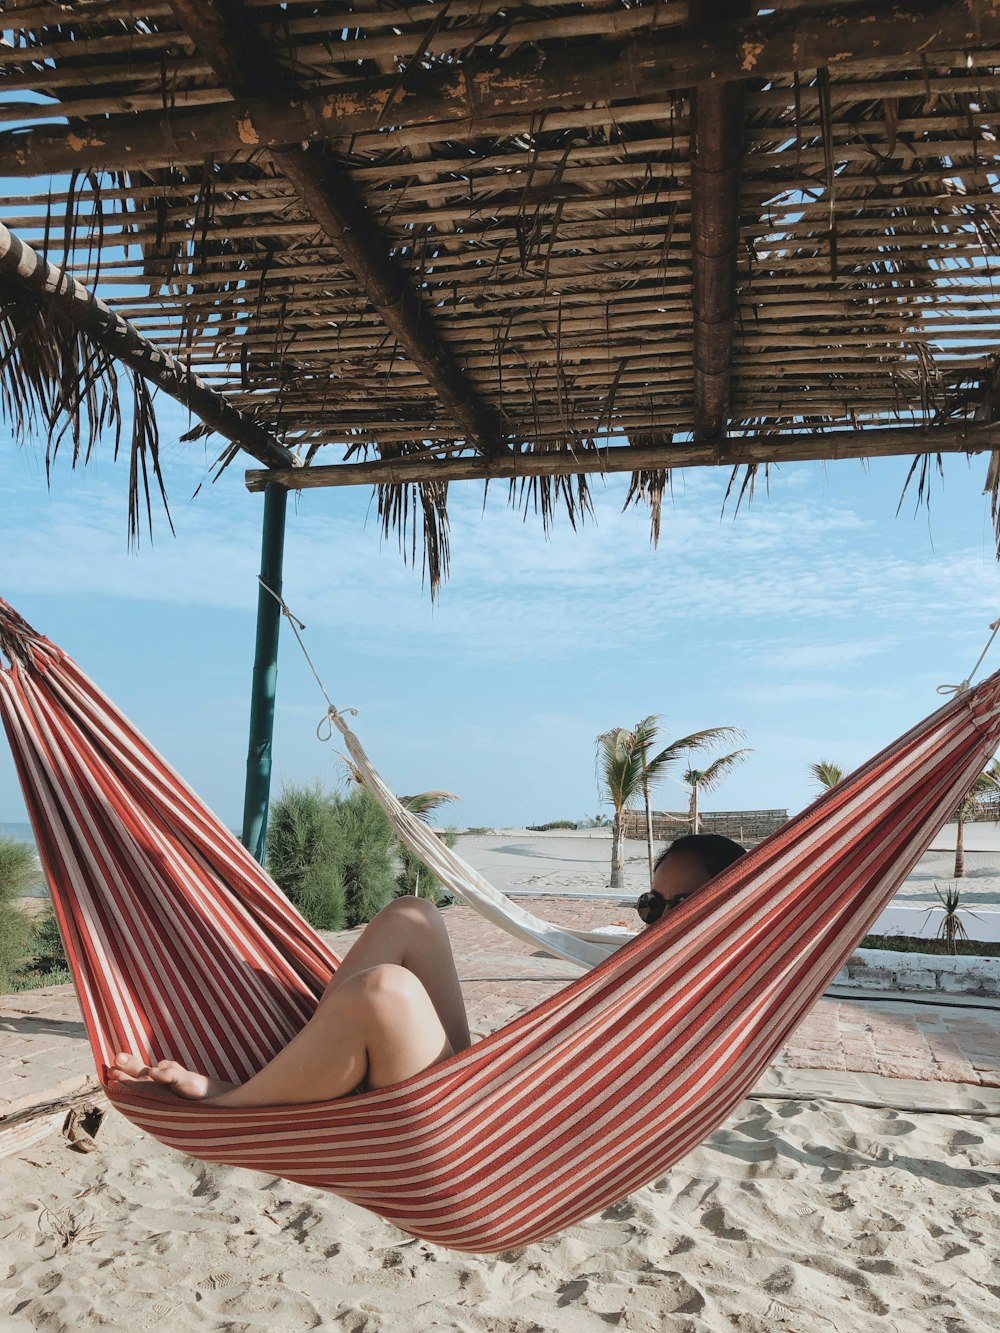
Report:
1,821,35,848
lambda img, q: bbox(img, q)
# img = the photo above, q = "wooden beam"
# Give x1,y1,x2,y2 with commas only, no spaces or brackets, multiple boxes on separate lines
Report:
245,424,1000,492
3,2,997,177
690,0,747,444
0,223,297,471
163,0,506,459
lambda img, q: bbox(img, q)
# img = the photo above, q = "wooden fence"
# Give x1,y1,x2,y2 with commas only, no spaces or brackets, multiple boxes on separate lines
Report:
620,809,788,844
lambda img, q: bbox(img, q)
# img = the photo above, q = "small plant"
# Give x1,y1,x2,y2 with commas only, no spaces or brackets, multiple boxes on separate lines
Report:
35,1200,102,1254
526,820,578,832
933,882,976,955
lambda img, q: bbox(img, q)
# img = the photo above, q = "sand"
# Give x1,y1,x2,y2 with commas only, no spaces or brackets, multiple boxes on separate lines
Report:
2,832,1000,1331
2,1087,997,1332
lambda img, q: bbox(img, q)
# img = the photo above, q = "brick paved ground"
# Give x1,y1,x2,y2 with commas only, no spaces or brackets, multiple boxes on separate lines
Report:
2,897,998,1134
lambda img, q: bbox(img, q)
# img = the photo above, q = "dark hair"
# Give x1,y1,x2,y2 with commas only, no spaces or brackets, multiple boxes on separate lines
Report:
653,833,746,881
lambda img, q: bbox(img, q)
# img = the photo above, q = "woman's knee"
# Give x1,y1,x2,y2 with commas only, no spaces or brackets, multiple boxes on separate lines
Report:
354,962,427,1010
373,895,442,930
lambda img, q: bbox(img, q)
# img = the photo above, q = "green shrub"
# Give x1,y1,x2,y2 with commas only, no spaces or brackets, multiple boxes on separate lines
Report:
527,820,578,832
268,783,460,930
330,786,398,927
11,906,71,993
10,966,72,992
0,837,42,992
266,784,346,930
28,905,68,974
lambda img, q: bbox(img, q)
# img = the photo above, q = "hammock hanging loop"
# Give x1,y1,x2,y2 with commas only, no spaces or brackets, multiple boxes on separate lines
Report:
937,616,1000,698
0,597,44,668
317,703,356,742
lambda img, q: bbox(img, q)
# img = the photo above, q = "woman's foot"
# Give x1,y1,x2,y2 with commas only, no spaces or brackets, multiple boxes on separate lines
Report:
109,1052,235,1100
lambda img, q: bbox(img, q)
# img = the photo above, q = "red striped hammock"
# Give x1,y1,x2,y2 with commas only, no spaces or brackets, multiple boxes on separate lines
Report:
2,597,998,1254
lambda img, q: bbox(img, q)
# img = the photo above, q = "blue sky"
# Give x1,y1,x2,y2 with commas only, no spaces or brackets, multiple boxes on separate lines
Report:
2,405,998,831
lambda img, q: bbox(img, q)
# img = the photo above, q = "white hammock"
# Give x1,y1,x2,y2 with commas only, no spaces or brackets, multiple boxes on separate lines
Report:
329,706,629,968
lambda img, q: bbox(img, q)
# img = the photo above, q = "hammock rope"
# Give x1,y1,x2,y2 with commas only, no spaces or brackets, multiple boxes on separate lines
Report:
257,579,625,966
2,596,999,1253
937,616,1000,697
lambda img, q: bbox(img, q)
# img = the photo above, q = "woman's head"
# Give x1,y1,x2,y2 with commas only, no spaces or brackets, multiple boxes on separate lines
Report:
636,833,746,925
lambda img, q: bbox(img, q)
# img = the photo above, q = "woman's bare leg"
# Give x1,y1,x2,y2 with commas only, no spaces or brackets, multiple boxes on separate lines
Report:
111,962,454,1105
328,896,470,1053
109,898,469,1105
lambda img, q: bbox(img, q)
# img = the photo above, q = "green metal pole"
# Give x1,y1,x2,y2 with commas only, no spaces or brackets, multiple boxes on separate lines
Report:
241,482,289,864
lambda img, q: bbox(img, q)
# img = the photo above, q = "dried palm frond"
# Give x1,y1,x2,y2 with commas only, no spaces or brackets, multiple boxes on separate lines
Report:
0,278,171,543
622,428,671,548
984,443,1000,540
376,475,451,595
723,461,770,516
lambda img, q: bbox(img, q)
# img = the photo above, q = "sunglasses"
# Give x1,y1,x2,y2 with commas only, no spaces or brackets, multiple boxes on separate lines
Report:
635,891,690,925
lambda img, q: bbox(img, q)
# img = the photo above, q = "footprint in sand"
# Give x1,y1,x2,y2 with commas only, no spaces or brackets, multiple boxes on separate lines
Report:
701,1204,748,1241
761,1263,796,1295
195,1270,244,1291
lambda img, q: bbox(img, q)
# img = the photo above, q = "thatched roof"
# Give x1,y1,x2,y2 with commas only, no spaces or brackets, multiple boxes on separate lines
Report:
2,0,1000,582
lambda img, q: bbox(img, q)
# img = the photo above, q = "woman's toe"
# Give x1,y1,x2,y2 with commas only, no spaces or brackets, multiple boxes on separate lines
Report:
148,1060,185,1086
113,1052,149,1077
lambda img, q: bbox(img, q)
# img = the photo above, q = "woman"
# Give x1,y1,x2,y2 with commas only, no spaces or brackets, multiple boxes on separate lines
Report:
110,894,471,1105
112,833,747,1106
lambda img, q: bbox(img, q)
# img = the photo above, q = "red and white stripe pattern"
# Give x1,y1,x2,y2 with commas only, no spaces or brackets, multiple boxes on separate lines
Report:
2,597,999,1253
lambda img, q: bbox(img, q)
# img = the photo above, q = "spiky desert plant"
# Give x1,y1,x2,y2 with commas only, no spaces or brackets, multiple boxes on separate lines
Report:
934,883,970,955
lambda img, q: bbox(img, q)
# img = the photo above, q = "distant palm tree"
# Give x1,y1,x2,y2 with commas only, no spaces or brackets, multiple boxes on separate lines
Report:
810,760,846,790
398,791,458,821
595,717,744,889
682,750,753,834
953,759,1000,877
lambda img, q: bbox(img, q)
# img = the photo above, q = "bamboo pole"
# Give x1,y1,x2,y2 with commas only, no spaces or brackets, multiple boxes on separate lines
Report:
241,483,288,864
0,223,296,471
245,423,1000,491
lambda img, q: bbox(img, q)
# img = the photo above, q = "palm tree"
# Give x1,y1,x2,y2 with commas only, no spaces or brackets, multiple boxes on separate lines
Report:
810,760,846,790
953,759,1000,877
595,718,744,889
682,750,753,834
